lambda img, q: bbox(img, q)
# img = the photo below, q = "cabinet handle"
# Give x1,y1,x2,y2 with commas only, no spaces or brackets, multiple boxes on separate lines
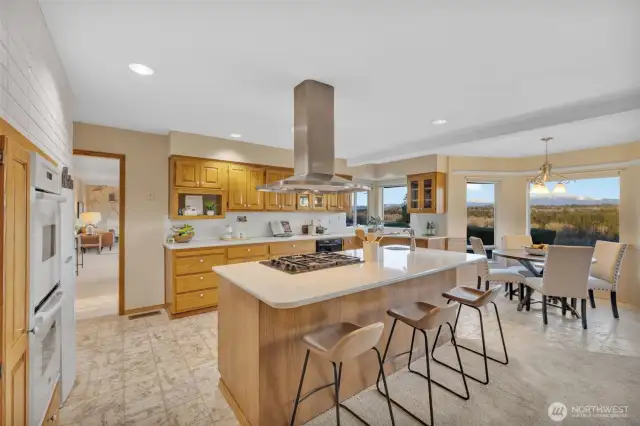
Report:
292,244,296,248
200,276,204,280
200,293,204,298
247,248,251,252
199,259,204,263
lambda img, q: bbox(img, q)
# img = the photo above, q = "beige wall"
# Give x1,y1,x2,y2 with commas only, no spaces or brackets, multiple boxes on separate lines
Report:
74,122,170,311
85,185,120,230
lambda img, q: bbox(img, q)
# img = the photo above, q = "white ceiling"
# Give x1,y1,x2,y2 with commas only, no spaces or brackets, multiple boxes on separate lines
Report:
40,0,640,164
73,155,119,186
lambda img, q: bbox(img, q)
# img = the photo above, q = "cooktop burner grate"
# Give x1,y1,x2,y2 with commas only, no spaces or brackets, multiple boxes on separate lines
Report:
259,252,364,274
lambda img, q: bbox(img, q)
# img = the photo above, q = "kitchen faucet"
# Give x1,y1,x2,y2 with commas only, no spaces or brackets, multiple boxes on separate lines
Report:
402,228,416,251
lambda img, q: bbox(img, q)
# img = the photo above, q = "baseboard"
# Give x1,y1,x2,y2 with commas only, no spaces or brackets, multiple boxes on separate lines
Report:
167,305,217,320
219,379,251,426
123,303,167,316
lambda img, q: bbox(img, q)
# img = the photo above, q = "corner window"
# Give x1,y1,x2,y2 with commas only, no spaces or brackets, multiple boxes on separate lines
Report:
528,177,619,246
467,182,495,247
382,186,409,228
346,191,369,226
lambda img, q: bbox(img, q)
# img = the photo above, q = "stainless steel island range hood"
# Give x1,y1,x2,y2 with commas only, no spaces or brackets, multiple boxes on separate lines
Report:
256,80,371,194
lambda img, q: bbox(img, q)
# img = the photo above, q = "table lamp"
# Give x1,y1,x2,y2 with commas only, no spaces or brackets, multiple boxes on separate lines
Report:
80,212,102,235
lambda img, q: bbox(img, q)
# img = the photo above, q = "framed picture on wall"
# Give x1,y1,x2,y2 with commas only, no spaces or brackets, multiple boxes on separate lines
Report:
77,201,84,218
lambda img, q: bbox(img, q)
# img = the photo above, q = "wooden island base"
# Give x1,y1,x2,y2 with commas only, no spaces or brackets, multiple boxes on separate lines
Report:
218,268,458,426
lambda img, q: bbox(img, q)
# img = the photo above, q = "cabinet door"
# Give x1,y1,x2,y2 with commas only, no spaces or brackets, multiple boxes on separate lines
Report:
1,137,29,426
281,191,297,211
200,161,228,189
175,158,200,187
311,194,326,210
407,177,420,213
326,193,340,211
228,164,247,210
264,170,281,211
297,194,311,211
421,174,435,212
245,167,265,210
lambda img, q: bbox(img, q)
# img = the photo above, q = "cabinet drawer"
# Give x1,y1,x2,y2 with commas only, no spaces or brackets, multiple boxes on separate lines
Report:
175,247,225,258
175,272,219,294
416,239,429,249
227,244,268,259
342,237,362,250
226,255,269,265
270,240,315,256
380,237,409,247
176,288,218,312
175,254,225,275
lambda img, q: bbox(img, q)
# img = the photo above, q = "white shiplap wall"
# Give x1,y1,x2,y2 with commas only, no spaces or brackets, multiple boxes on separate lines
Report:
0,0,74,166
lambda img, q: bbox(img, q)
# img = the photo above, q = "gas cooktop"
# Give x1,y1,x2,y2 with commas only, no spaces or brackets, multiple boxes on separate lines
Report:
260,252,363,274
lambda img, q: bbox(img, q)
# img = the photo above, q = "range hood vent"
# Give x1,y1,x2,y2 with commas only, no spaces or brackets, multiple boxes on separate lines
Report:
256,80,371,194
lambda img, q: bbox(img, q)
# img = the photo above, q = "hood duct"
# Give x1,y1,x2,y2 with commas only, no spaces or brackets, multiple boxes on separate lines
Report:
256,80,371,194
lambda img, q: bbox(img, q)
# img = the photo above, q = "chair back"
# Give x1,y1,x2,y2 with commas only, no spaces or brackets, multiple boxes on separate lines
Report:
543,245,594,298
470,236,491,279
469,236,487,256
591,241,627,290
331,322,384,362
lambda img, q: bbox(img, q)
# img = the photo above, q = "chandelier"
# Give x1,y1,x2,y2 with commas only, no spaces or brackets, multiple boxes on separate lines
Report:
529,137,572,194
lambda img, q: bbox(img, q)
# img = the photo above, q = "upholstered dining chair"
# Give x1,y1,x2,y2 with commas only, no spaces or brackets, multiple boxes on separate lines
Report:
471,237,526,300
502,234,544,276
524,245,594,329
469,237,525,300
588,241,627,319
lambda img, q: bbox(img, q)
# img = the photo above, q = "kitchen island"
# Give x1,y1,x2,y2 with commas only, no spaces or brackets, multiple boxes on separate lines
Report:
214,247,483,425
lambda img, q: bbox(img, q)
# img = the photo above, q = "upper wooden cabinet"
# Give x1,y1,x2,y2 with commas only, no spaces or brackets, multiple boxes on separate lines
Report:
407,172,446,214
229,164,265,210
174,157,228,189
327,193,351,212
265,169,296,212
297,193,326,211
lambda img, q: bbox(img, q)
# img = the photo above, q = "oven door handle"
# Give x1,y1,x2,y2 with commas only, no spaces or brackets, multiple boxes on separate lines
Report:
31,291,65,334
35,191,67,203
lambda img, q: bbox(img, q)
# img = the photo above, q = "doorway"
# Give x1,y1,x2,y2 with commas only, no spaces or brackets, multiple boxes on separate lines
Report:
72,150,125,319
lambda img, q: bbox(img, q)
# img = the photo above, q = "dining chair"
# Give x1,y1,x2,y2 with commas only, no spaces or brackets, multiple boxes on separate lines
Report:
588,241,627,319
471,238,526,301
470,237,521,299
502,234,543,276
523,245,594,329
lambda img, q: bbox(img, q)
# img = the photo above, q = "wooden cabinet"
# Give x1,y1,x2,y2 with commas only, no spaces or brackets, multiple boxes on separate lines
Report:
407,172,446,214
229,164,265,211
227,244,269,260
265,169,296,212
165,247,225,317
312,194,326,210
170,187,226,220
174,157,228,189
380,237,410,247
269,240,315,256
342,237,363,250
297,194,311,211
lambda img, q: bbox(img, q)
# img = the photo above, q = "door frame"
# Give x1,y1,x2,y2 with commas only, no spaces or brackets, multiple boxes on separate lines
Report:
73,149,126,315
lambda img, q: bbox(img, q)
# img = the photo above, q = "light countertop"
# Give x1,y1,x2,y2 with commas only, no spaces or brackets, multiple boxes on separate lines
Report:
213,247,484,309
163,231,447,250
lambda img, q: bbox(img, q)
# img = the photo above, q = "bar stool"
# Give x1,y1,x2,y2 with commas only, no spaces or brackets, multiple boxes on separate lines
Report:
289,322,395,426
432,285,508,385
376,301,469,426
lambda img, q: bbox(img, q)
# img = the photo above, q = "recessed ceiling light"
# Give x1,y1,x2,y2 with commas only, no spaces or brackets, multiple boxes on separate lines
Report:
129,63,154,76
230,133,242,138
431,119,447,125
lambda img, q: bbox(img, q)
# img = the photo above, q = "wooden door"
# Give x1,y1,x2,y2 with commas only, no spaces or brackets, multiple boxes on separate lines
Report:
228,164,247,210
200,161,228,189
1,136,30,426
245,167,265,210
421,173,435,212
407,176,420,213
175,158,200,187
264,170,281,211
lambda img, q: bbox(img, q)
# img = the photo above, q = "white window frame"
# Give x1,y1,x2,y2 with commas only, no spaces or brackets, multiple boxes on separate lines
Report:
466,180,497,250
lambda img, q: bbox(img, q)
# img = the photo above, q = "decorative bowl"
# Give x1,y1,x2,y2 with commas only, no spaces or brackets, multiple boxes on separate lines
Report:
174,233,194,243
523,246,547,256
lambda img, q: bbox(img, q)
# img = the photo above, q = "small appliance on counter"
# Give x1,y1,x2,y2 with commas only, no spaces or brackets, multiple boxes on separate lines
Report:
270,220,293,237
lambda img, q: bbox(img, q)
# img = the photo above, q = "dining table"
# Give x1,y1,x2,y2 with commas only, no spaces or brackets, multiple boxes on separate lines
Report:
492,248,597,313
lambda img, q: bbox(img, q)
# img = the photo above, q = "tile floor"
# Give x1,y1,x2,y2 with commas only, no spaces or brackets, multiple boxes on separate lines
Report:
63,294,640,425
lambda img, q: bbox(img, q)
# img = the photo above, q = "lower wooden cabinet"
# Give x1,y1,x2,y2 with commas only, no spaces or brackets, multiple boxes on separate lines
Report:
41,381,61,426
269,240,315,256
176,288,219,312
342,237,363,250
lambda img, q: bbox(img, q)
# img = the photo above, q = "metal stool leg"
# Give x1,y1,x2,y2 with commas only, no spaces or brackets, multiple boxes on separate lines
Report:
290,350,310,426
430,323,470,400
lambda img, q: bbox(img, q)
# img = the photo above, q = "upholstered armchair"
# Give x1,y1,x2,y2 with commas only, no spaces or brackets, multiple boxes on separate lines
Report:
588,241,627,319
100,231,115,251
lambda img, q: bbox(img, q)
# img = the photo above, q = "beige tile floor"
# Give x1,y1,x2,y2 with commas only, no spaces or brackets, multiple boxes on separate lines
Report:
63,294,640,425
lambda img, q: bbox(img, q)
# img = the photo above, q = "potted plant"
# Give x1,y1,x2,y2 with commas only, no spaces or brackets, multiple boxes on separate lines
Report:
367,216,383,233
172,224,195,243
425,220,436,236
204,201,217,216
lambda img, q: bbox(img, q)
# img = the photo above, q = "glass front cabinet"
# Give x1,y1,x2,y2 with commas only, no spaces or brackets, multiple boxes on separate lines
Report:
406,172,447,214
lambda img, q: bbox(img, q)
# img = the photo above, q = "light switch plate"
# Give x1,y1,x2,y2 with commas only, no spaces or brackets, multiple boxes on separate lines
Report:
147,191,155,201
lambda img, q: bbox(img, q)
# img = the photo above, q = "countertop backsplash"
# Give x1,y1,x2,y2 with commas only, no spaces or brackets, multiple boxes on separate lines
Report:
167,212,348,240
410,213,447,236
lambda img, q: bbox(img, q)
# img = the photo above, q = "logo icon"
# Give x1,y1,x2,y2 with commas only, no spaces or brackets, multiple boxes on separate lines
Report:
548,402,568,422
